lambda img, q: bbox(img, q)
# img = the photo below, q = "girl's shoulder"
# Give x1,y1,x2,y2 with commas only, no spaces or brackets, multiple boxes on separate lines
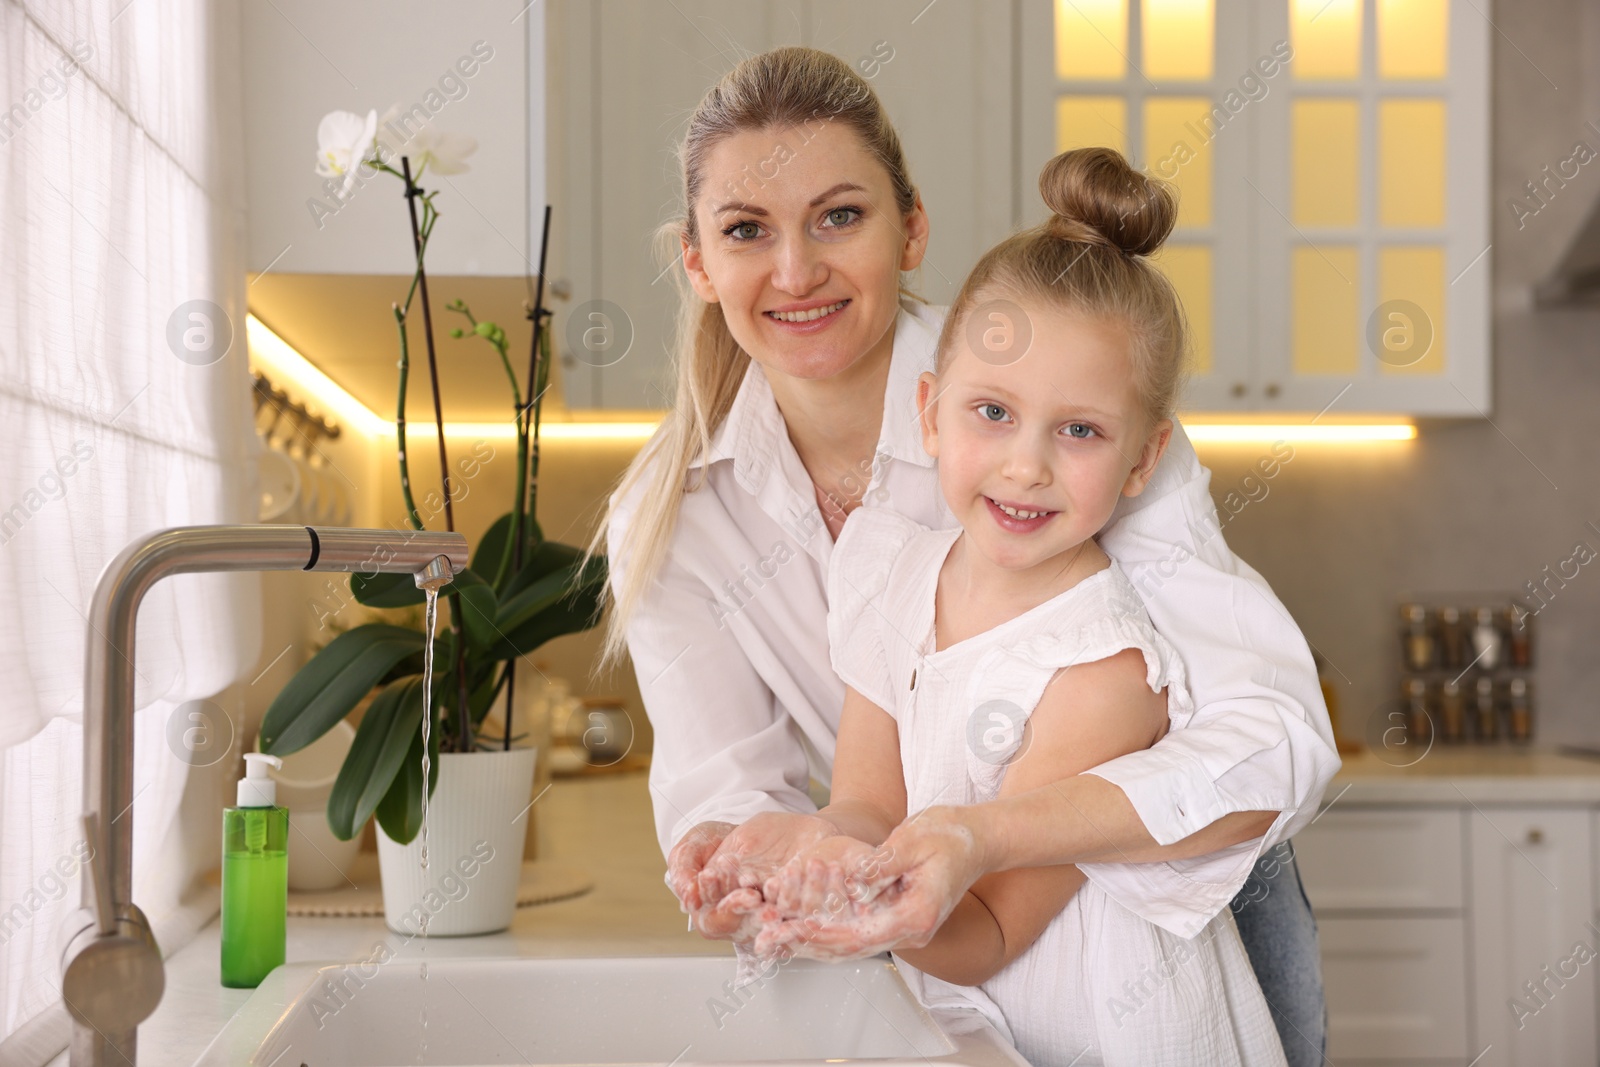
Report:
831,506,945,589
835,503,925,554
827,506,950,625
983,562,1195,711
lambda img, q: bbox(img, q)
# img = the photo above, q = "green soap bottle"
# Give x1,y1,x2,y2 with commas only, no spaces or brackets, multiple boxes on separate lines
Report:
221,752,288,988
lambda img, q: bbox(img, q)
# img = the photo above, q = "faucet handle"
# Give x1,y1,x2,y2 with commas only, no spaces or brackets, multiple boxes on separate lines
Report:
80,813,115,937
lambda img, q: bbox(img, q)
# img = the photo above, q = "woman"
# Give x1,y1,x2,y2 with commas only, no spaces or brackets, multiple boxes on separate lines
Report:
592,46,1337,1065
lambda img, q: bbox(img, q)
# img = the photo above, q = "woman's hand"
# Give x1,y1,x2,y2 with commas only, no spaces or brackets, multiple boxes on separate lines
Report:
665,820,736,914
671,812,842,940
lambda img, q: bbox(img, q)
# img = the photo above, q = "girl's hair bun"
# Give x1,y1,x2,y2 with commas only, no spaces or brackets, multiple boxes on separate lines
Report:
1039,146,1177,257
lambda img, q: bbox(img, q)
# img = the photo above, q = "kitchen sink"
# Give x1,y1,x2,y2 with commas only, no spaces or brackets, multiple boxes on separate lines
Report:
193,954,1028,1066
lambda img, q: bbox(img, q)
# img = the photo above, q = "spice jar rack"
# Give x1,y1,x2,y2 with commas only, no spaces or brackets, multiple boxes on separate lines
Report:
1396,598,1535,746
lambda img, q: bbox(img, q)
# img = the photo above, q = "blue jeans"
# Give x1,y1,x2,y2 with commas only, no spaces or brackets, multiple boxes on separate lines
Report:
1229,840,1327,1067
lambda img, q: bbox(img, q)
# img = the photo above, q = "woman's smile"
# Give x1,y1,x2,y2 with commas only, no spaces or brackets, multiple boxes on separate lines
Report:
764,297,851,332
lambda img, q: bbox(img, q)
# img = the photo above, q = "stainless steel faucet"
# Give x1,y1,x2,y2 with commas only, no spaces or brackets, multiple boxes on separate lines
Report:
60,524,468,1066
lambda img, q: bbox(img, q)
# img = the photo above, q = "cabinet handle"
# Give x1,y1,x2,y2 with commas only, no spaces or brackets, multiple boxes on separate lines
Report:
1264,383,1281,398
1231,382,1247,398
1526,827,1544,845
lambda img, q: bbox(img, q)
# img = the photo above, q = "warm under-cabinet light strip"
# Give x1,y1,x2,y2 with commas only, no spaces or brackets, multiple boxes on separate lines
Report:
248,317,1414,446
1184,423,1417,443
245,314,660,442
246,314,391,438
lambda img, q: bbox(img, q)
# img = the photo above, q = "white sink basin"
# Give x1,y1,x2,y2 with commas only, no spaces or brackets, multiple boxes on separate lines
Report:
194,955,1028,1066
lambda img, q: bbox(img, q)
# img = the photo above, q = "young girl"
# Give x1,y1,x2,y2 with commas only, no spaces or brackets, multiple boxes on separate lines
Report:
745,147,1288,1066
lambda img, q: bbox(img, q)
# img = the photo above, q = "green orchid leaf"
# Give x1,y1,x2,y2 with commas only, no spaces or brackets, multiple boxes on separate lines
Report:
495,549,602,635
490,555,607,660
472,510,543,590
350,570,426,608
260,624,425,756
374,693,443,845
325,675,426,841
447,568,500,651
503,540,582,602
468,666,503,725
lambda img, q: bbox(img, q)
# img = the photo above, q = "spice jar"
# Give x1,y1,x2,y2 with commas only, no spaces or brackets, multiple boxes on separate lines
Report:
1508,678,1534,744
1437,606,1467,670
1504,605,1533,669
1439,680,1465,743
1402,603,1435,671
1473,676,1499,742
1470,607,1502,672
1403,678,1432,745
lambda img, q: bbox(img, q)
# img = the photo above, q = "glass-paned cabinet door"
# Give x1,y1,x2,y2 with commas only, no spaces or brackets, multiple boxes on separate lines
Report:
1020,0,1489,416
1254,0,1489,415
1022,0,1261,410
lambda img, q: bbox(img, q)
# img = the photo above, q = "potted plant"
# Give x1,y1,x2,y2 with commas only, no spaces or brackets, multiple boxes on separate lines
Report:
259,109,606,936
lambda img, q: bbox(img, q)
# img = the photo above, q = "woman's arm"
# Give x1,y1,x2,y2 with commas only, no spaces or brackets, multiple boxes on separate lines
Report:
894,648,1164,985
608,495,818,913
1092,421,1339,855
610,496,817,852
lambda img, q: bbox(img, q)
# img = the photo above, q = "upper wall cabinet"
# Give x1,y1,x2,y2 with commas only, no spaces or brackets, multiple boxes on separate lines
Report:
548,0,1017,410
1019,0,1491,416
242,0,540,278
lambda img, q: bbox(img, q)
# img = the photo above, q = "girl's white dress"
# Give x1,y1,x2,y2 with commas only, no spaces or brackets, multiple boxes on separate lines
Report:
827,506,1288,1067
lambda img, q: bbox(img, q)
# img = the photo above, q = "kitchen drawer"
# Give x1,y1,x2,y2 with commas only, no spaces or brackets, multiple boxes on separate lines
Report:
1293,808,1464,910
1320,916,1469,1061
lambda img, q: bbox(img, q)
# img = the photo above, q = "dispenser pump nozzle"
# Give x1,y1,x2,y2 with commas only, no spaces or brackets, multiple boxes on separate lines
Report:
238,752,282,807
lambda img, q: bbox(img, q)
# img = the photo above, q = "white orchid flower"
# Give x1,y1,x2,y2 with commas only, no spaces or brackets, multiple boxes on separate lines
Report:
315,109,378,194
373,105,477,177
412,125,477,176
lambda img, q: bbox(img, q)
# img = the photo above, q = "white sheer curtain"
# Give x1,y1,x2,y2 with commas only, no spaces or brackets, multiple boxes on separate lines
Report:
0,0,257,1060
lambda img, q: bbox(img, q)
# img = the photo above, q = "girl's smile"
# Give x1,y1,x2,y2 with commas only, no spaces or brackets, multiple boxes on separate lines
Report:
984,495,1058,533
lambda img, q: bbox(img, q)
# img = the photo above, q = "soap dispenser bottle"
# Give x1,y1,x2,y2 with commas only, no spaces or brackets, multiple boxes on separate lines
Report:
221,752,288,988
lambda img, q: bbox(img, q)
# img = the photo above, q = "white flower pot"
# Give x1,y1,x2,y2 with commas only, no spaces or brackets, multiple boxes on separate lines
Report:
376,746,537,936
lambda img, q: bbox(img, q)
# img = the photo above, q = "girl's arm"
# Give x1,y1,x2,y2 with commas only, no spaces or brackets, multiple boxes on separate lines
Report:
893,648,1168,986
811,684,909,844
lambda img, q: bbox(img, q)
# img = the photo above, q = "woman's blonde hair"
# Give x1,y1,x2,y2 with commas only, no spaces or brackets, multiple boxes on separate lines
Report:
936,146,1188,425
585,46,918,671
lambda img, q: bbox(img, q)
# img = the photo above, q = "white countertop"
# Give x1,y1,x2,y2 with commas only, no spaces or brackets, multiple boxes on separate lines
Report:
49,772,727,1067
47,749,1600,1064
1323,745,1600,804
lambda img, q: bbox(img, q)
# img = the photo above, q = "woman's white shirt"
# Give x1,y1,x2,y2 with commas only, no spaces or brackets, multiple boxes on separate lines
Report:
606,299,1340,932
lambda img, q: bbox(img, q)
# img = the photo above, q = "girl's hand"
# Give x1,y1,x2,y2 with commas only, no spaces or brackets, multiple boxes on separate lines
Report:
759,833,885,921
756,805,987,960
682,812,841,939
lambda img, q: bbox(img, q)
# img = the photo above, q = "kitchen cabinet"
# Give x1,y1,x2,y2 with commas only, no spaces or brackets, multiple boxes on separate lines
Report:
548,0,1490,413
547,0,1016,409
1468,807,1598,1067
1293,751,1600,1064
1017,0,1491,416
